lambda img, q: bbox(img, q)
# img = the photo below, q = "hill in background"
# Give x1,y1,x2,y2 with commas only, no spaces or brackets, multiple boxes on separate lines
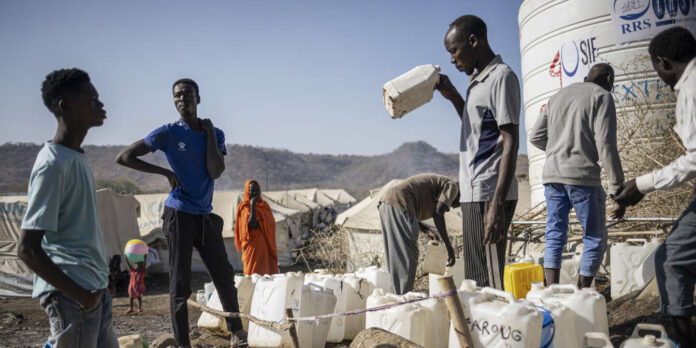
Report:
0,141,528,198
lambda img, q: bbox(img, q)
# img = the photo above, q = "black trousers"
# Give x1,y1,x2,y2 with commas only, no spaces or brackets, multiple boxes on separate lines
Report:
162,207,243,346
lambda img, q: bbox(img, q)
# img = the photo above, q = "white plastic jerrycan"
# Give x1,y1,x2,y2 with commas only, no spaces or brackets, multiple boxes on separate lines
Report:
366,289,426,345
583,332,614,348
423,240,448,275
366,289,449,347
527,283,608,347
353,266,392,293
197,275,258,334
531,301,580,348
248,272,304,347
429,257,465,296
297,283,337,348
383,64,441,119
305,273,370,343
559,252,584,285
449,285,543,348
611,238,660,299
619,324,677,348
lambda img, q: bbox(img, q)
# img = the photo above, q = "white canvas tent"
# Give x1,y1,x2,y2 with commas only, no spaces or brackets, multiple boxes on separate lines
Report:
95,189,143,271
318,189,357,211
0,190,143,298
263,190,315,240
289,189,338,208
0,200,32,298
214,191,303,267
337,180,463,271
135,191,303,272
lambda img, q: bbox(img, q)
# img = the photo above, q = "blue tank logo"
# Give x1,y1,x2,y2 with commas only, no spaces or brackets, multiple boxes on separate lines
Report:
560,41,579,77
615,0,651,20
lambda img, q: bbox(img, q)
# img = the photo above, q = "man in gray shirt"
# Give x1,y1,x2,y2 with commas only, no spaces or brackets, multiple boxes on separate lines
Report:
529,63,625,288
436,15,520,289
378,173,459,294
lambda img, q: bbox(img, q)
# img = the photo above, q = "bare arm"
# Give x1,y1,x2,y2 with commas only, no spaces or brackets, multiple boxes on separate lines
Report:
115,140,181,190
484,124,519,244
433,202,455,267
18,230,101,309
124,255,134,271
435,74,465,120
199,119,225,179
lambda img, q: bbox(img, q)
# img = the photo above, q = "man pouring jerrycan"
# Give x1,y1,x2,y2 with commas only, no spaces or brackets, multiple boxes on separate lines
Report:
384,14,519,290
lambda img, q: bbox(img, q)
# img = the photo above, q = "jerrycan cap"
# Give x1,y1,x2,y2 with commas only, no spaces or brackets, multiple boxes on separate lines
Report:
642,334,658,346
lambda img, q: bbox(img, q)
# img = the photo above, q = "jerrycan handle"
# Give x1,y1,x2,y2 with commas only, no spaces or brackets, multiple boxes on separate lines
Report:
481,287,516,303
630,323,668,338
548,284,580,293
582,332,612,347
624,238,648,246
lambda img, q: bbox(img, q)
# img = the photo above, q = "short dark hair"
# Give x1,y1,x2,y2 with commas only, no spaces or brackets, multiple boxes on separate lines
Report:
649,27,696,63
41,68,91,113
172,78,199,96
449,15,487,41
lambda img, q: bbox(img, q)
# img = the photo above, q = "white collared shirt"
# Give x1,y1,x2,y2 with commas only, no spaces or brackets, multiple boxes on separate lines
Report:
459,55,521,202
636,58,696,193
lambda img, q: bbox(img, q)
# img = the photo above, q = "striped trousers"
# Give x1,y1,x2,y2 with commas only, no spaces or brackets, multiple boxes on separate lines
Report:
460,201,517,289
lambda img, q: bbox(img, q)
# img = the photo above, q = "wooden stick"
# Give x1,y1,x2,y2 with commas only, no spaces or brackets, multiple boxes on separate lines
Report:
187,299,290,331
438,275,474,348
285,308,300,348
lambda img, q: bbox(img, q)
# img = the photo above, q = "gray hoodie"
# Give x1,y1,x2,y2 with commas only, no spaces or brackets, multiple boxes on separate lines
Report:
529,82,624,193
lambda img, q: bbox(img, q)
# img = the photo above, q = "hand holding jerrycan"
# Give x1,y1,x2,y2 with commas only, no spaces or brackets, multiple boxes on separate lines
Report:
383,64,441,119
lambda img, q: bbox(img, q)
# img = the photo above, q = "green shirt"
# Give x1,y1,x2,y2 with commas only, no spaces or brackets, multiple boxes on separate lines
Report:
22,142,108,297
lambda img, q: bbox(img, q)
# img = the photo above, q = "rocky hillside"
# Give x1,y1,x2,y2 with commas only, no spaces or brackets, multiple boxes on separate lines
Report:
0,141,528,198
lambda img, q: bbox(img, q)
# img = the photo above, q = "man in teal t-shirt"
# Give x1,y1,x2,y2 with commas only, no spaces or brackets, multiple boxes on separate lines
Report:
17,69,117,348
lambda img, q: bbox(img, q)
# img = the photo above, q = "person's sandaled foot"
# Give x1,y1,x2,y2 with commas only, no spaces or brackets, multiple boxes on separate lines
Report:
230,329,248,347
126,308,134,314
137,308,143,313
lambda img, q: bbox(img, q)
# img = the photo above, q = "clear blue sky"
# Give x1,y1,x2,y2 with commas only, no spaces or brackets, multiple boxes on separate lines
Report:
0,0,526,155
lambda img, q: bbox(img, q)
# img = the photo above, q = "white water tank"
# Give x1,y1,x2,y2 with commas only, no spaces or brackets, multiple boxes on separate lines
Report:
518,0,681,206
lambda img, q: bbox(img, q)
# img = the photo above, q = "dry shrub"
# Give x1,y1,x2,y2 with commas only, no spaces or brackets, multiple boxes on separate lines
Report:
612,55,693,218
303,225,349,274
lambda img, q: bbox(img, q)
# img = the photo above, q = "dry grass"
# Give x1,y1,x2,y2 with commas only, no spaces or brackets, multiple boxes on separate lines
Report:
302,226,349,274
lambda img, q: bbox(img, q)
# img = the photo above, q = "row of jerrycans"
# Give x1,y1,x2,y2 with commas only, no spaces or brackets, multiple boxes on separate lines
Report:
450,280,609,348
239,266,391,347
368,278,608,348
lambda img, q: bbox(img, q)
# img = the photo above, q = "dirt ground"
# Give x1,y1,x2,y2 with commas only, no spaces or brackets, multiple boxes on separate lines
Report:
0,271,690,348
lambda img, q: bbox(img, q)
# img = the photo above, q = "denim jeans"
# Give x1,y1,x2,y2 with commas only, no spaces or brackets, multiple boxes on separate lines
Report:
543,183,607,277
655,196,696,317
39,290,118,348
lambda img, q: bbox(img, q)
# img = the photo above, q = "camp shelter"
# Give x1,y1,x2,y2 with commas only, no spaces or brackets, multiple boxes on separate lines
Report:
134,191,304,272
318,189,358,212
288,188,337,208
0,189,142,298
95,189,143,270
134,193,241,272
0,199,32,298
337,180,463,271
213,191,302,267
264,190,316,237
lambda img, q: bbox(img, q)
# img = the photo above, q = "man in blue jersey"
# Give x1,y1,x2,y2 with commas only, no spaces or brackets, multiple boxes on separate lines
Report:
116,78,245,347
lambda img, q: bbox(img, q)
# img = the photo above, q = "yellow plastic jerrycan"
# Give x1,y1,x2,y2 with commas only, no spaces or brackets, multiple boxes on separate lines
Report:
504,262,544,299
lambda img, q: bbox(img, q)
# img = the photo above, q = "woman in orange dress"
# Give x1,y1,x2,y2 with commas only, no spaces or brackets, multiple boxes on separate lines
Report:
234,180,279,275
